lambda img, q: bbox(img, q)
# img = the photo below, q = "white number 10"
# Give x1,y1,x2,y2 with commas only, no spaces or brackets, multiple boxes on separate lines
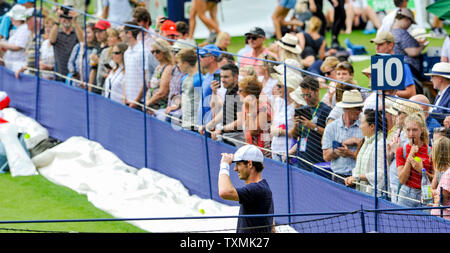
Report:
372,57,403,88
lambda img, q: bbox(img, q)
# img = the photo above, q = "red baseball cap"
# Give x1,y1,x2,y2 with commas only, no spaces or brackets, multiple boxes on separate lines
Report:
160,20,178,35
94,20,111,30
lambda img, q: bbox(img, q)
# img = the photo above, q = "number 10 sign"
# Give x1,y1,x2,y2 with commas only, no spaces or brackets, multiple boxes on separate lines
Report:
371,55,405,90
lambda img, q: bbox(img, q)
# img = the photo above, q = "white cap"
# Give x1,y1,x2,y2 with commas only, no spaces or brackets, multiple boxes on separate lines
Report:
232,145,264,163
7,4,27,21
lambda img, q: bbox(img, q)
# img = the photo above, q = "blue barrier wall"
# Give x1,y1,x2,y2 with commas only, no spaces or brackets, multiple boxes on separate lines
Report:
2,66,449,232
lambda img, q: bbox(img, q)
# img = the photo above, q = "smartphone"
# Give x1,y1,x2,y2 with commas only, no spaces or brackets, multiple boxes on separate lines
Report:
213,73,221,83
104,63,112,70
295,107,312,120
61,5,72,15
332,141,343,149
160,17,168,23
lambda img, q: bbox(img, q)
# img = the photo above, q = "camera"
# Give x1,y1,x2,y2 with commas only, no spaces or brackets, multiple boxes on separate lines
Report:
61,5,72,16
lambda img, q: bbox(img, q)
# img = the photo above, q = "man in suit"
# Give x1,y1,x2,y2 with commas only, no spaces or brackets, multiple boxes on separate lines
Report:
425,62,450,125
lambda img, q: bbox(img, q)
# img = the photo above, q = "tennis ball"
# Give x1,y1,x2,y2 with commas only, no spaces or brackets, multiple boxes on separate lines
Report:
24,133,30,139
199,209,205,214
414,157,421,163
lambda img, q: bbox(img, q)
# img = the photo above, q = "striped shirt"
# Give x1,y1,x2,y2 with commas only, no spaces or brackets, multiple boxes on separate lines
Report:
124,42,149,103
24,34,43,75
52,29,79,80
352,132,388,195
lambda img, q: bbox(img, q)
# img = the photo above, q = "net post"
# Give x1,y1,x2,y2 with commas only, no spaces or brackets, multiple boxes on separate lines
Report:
283,63,291,224
196,46,213,199
83,0,90,139
142,29,148,168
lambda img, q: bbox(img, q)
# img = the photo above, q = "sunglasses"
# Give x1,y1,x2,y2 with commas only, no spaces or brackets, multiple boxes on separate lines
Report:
246,35,260,41
112,51,122,55
323,70,333,76
151,49,161,54
200,53,213,58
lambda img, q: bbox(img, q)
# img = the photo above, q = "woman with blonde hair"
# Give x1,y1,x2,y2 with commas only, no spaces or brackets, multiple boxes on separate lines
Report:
296,16,326,69
93,27,121,92
215,31,231,52
256,54,278,100
387,100,423,203
430,137,450,219
396,112,433,207
145,38,174,114
103,42,127,103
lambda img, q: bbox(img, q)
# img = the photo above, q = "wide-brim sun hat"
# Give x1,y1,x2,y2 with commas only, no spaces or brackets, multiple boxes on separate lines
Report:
424,62,450,79
173,39,194,51
274,59,302,76
385,98,398,116
336,90,365,108
276,33,302,54
410,28,432,40
289,87,307,106
272,73,302,91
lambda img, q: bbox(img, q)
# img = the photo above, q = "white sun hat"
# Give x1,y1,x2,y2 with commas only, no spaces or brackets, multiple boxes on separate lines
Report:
410,28,432,41
289,87,307,106
273,58,303,77
276,33,302,54
424,62,450,79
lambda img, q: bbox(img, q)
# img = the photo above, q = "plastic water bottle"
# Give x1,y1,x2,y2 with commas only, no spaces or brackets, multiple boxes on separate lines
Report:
421,168,433,205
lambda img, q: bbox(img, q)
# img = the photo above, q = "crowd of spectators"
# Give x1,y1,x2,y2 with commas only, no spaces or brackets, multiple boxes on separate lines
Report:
0,0,449,218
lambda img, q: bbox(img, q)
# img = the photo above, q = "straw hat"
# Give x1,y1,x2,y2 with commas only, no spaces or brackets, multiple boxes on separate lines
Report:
385,98,398,116
362,66,371,77
273,73,302,90
276,33,302,54
273,58,302,77
424,62,450,79
336,90,365,108
410,28,432,41
172,39,194,51
289,87,307,106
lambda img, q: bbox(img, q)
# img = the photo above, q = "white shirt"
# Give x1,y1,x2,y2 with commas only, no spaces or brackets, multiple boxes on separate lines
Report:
377,8,399,36
124,42,149,103
261,77,277,101
40,39,55,79
4,23,31,72
103,0,134,27
441,36,450,60
270,97,295,152
104,64,125,104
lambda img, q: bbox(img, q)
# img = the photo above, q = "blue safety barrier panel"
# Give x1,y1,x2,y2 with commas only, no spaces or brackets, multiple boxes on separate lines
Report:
1,66,449,232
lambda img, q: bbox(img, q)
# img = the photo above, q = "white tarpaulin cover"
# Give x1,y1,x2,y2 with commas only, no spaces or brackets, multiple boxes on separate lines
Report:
31,136,297,233
32,136,241,233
